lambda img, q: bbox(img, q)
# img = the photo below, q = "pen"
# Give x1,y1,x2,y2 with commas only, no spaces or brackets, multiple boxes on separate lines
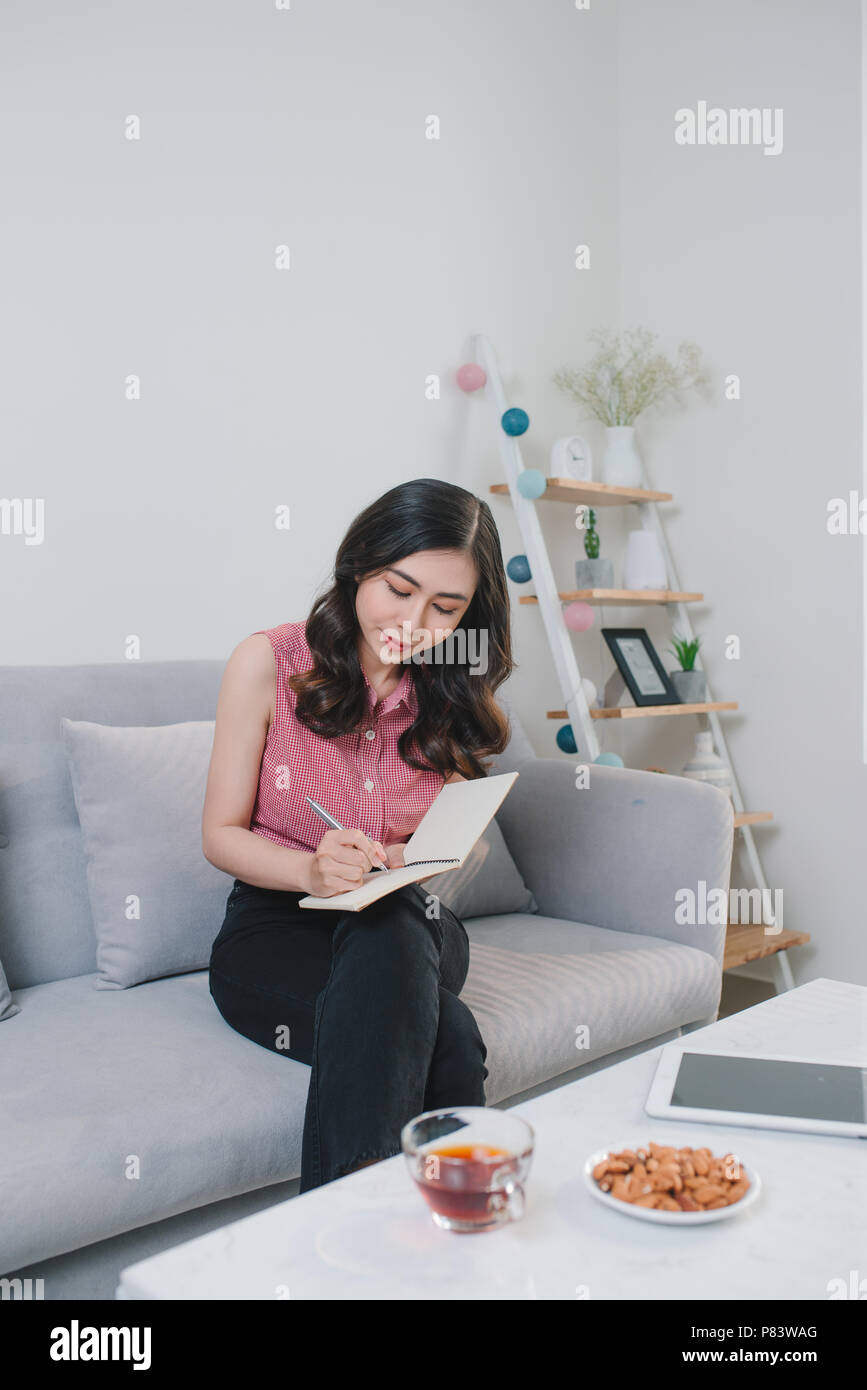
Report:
305,795,390,872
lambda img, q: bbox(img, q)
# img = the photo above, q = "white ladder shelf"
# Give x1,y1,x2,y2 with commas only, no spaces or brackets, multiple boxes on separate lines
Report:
472,332,806,993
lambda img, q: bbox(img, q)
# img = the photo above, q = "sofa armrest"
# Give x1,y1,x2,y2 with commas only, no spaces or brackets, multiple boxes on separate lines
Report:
496,759,733,965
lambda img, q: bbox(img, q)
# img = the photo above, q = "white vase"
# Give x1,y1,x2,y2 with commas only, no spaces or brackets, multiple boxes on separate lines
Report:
601,425,642,487
680,731,733,800
623,530,667,589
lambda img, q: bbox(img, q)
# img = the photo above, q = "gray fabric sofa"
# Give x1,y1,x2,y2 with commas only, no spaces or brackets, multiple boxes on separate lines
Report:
0,658,732,1297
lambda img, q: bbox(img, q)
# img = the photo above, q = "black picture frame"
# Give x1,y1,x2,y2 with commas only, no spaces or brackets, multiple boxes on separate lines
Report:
600,627,679,707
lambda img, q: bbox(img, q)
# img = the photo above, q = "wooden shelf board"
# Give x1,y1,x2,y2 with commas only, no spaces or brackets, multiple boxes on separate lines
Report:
733,811,774,827
490,478,672,506
546,701,739,720
520,589,704,606
724,923,810,971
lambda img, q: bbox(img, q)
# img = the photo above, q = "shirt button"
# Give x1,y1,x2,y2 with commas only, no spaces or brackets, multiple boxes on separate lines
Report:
365,729,376,740
364,779,375,791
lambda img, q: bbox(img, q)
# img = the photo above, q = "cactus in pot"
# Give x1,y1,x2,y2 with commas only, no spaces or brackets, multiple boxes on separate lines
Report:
575,507,613,590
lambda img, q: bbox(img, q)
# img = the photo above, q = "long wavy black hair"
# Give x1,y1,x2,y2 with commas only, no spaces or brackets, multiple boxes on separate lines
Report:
289,478,514,780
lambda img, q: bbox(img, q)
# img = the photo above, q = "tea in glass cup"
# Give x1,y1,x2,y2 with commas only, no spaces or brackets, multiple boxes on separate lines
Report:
401,1107,534,1232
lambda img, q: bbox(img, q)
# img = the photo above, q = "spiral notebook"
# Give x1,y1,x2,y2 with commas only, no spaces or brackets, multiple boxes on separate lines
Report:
298,770,519,911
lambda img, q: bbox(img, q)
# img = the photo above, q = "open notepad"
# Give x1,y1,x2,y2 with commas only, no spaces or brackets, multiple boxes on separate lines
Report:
298,771,519,911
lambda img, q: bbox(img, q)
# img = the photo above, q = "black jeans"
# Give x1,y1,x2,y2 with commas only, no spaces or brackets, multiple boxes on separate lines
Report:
208,879,489,1194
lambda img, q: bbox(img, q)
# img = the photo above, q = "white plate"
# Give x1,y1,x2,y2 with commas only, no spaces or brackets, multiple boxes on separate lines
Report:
583,1137,761,1225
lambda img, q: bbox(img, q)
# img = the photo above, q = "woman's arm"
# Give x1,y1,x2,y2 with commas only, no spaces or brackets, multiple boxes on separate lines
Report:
201,635,314,892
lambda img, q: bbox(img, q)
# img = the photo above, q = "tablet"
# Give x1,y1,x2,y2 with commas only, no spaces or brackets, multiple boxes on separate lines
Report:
645,1046,867,1138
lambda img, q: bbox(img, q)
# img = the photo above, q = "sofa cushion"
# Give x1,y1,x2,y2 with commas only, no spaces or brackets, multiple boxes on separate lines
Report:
60,718,233,989
0,659,229,991
0,969,310,1272
460,913,722,1101
0,959,20,1021
0,920,721,1271
420,815,539,918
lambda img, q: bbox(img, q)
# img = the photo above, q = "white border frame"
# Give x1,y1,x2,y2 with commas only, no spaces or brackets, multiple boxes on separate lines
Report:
645,1044,867,1138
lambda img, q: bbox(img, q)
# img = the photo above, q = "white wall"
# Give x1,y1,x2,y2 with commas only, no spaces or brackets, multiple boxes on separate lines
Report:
616,0,865,987
3,1,862,985
1,0,618,670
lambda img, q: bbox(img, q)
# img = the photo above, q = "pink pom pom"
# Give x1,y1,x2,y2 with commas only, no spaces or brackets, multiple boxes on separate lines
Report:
564,601,595,633
456,363,486,392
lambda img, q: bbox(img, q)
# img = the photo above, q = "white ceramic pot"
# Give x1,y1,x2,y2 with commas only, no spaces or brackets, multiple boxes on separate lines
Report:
623,530,667,589
601,426,642,487
680,731,733,799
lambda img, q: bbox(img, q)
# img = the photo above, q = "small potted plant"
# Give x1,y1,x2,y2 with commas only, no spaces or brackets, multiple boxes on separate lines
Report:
667,633,706,703
575,507,613,589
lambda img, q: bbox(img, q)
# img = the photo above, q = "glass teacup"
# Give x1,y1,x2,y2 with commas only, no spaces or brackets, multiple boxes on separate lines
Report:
401,1107,535,1233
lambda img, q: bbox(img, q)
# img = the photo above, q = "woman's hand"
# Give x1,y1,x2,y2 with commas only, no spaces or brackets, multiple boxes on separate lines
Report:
383,841,407,870
305,828,388,898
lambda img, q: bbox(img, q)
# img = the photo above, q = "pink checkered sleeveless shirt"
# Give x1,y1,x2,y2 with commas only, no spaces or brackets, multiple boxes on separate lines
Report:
248,621,445,854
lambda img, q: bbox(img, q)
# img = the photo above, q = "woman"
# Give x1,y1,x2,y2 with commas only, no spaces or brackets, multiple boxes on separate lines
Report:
202,477,514,1193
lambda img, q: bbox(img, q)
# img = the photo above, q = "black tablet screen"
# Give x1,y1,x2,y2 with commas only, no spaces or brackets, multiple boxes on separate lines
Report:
671,1053,866,1123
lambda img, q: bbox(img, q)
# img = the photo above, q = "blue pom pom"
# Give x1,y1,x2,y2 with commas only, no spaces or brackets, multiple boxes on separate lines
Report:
556,724,577,754
517,468,546,499
506,554,531,583
501,407,530,437
594,752,624,767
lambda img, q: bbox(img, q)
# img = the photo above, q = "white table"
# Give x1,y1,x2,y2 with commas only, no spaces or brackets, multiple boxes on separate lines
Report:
117,978,867,1300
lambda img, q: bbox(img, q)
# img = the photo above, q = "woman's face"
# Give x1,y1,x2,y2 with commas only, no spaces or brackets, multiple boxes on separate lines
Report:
355,549,478,667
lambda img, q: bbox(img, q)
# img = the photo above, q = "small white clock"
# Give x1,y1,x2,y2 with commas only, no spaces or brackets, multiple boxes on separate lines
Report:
550,435,593,481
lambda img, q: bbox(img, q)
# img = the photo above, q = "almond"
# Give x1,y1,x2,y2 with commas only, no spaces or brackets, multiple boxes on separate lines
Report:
693,1184,726,1204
